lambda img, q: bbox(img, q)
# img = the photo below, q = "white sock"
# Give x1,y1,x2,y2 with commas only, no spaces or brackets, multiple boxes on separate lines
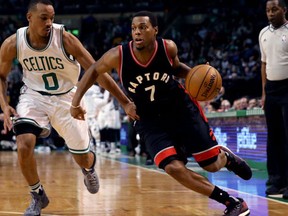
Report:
30,182,42,194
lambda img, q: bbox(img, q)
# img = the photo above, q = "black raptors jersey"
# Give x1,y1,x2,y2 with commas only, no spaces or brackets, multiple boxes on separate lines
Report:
119,37,190,119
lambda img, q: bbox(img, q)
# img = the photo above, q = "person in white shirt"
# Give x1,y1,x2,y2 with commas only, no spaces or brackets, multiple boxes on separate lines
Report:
84,84,109,151
259,0,288,198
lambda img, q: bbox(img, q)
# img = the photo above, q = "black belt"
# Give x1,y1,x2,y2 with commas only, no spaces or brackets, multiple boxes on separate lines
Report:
35,88,73,96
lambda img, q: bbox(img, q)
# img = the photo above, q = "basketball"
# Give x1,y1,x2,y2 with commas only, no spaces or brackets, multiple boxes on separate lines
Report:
185,64,222,101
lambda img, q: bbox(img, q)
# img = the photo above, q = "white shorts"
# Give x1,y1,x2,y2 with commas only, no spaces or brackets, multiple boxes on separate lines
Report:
87,117,100,141
15,86,90,153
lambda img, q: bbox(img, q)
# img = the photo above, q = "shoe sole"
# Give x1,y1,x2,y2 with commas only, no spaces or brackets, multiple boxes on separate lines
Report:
239,209,250,216
267,194,283,198
238,198,250,216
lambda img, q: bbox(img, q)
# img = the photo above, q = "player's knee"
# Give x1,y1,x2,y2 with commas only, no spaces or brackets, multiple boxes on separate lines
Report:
16,135,35,155
198,154,221,172
202,161,222,172
164,160,186,177
203,149,227,172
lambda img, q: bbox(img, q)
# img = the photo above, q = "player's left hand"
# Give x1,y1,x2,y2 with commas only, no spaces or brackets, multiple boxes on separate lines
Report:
70,105,86,120
123,101,140,121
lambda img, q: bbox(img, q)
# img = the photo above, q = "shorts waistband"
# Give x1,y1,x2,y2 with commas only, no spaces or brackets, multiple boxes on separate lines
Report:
35,88,73,96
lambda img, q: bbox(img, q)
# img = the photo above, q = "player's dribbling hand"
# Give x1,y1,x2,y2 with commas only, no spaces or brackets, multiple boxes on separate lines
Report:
70,105,87,120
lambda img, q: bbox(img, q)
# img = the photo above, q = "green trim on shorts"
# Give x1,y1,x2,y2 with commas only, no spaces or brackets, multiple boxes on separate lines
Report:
34,87,73,96
69,147,90,154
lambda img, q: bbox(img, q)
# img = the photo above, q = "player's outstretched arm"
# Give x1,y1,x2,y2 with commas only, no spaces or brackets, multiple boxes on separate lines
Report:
70,46,139,121
0,34,19,132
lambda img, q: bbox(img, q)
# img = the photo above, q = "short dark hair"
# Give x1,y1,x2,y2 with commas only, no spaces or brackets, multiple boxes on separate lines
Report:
133,11,158,27
267,0,287,8
279,0,287,8
28,0,53,11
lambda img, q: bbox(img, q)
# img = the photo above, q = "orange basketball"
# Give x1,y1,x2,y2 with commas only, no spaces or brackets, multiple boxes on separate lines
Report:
185,64,222,101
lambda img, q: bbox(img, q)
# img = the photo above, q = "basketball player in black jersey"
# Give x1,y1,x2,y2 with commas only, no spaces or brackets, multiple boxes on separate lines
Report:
71,11,251,216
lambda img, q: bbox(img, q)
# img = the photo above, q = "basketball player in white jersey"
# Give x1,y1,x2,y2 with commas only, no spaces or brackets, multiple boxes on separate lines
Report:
0,0,137,215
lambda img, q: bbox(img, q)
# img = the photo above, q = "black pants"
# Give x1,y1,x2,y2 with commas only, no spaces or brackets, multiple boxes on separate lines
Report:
127,121,138,154
264,79,288,188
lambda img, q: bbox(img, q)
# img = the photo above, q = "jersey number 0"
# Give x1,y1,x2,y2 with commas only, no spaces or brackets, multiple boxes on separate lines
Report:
42,72,59,90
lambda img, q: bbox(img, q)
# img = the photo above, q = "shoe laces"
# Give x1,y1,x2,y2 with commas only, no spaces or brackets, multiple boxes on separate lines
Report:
224,197,241,214
86,170,97,185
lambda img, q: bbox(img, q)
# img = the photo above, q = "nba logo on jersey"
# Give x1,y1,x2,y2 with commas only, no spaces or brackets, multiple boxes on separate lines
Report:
282,34,286,42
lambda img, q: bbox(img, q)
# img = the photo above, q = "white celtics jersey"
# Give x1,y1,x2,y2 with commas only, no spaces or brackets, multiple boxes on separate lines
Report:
17,23,81,94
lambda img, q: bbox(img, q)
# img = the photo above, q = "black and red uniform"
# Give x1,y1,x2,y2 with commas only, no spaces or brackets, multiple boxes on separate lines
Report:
118,37,220,169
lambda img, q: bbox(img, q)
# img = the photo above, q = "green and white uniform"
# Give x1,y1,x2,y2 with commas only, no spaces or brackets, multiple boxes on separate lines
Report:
14,23,89,153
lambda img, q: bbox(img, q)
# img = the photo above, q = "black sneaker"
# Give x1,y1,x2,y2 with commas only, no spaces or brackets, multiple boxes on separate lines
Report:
221,146,252,180
223,197,250,216
265,185,283,195
145,158,154,165
145,154,154,165
266,178,272,186
283,187,288,199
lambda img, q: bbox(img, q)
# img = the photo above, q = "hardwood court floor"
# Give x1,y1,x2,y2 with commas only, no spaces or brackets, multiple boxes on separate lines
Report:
0,150,287,215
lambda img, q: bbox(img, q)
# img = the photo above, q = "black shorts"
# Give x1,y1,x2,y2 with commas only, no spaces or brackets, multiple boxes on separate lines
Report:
135,100,219,169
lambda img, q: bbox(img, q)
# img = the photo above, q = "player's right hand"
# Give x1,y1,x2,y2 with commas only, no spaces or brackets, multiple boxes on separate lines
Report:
2,106,18,133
